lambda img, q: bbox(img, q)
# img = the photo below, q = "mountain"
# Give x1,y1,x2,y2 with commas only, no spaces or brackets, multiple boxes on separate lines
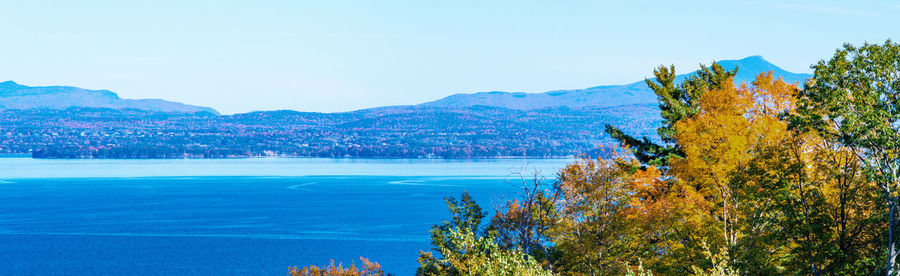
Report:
0,56,806,116
419,56,811,110
0,81,219,114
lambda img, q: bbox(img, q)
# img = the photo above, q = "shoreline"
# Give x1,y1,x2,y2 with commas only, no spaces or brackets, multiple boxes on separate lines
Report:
16,154,579,160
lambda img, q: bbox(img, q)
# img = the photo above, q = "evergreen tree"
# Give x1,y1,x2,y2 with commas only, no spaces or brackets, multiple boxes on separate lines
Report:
605,63,736,168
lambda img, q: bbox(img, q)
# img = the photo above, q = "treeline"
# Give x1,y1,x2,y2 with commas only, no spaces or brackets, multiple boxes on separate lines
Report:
291,40,899,275
29,144,569,159
2,102,658,160
32,146,249,159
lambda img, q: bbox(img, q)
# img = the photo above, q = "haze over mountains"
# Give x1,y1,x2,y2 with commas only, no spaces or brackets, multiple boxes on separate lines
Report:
0,56,809,115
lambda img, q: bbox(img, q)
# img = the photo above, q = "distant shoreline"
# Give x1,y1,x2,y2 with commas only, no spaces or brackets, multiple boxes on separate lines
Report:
16,154,577,160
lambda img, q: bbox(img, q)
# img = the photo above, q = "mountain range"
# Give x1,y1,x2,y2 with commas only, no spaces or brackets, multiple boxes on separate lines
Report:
0,56,809,114
0,81,218,114
419,56,810,110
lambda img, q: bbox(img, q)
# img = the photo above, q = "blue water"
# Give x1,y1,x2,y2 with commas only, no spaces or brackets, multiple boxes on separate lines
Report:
0,158,570,275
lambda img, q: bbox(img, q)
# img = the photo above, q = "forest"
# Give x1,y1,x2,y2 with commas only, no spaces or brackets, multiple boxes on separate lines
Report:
290,41,900,275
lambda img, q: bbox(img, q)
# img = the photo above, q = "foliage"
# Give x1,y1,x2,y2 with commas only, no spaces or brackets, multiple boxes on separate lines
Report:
605,47,889,275
417,227,552,276
690,243,739,276
428,192,487,254
671,72,797,267
289,257,387,276
605,62,736,169
625,160,711,273
624,260,653,276
488,172,562,269
417,192,554,276
549,155,638,274
794,40,900,274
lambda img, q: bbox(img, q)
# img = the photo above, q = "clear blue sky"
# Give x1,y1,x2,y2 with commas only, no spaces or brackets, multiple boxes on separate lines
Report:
1,1,897,114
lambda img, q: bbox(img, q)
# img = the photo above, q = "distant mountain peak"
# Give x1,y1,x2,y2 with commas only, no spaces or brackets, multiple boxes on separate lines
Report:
0,80,19,87
741,55,765,61
729,55,775,68
727,55,771,66
717,56,809,85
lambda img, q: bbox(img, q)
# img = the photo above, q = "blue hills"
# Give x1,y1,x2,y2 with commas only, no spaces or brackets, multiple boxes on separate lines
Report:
418,56,811,110
0,81,219,115
0,56,809,115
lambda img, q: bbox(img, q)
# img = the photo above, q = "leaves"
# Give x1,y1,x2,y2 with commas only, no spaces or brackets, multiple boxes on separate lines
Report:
289,257,387,276
417,192,554,276
550,155,637,274
795,40,900,273
605,62,737,169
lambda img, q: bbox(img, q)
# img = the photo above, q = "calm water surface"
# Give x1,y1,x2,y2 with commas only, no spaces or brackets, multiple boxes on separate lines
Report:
0,158,570,275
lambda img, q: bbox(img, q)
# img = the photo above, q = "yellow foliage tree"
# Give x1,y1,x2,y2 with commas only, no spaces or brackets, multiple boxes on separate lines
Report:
667,72,798,272
551,155,636,274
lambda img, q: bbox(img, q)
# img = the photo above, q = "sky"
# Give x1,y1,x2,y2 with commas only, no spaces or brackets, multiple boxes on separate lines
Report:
0,0,897,114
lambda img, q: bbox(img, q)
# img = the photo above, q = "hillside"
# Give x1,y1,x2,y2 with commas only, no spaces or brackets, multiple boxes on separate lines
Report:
0,81,219,114
3,105,659,158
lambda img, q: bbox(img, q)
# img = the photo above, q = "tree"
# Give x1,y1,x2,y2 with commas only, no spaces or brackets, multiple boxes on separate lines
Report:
605,63,736,169
417,227,552,276
550,155,638,274
489,172,563,269
673,71,797,248
418,192,552,276
625,163,708,274
798,133,884,274
793,40,900,275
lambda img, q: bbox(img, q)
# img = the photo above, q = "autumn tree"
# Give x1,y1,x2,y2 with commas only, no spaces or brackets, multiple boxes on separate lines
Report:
670,65,884,274
793,40,900,275
626,159,715,274
489,172,562,269
796,134,883,274
289,257,387,276
549,155,638,274
673,71,795,245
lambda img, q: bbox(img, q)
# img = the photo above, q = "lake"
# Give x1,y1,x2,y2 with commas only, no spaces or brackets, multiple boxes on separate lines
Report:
0,158,572,275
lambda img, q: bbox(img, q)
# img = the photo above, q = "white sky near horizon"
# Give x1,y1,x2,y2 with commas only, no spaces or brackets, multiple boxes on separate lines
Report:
0,0,897,114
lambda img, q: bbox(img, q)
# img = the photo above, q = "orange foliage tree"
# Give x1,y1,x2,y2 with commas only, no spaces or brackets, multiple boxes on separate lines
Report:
289,257,387,276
